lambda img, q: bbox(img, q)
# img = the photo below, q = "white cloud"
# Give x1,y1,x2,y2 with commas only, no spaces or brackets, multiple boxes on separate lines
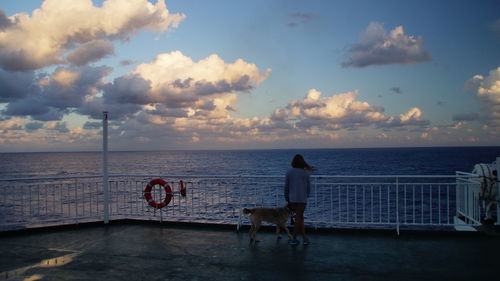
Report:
0,0,185,70
381,107,429,128
102,51,271,119
342,22,431,67
465,66,500,127
281,89,388,129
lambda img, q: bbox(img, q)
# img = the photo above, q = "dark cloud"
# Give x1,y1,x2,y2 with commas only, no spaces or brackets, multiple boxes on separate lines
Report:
1,65,109,121
83,121,101,130
78,96,142,120
25,122,44,132
190,76,252,96
32,108,68,121
103,74,153,104
389,87,402,94
47,122,70,133
145,104,190,118
452,113,480,122
66,40,115,66
3,96,51,117
120,60,137,66
342,22,431,68
42,66,111,109
172,78,194,89
0,47,61,71
287,12,314,27
436,101,447,107
3,95,69,121
0,9,12,30
379,117,430,128
0,69,40,102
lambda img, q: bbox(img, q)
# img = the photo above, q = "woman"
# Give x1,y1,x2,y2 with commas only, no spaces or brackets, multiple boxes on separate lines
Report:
284,154,314,245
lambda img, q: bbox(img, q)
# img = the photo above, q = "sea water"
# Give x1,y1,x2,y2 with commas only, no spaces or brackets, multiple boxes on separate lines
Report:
1,147,499,230
1,147,499,179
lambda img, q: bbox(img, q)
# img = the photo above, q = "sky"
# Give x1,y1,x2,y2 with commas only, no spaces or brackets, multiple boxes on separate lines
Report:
0,0,499,152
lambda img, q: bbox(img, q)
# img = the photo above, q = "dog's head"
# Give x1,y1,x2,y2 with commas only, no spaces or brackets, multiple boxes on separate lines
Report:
285,203,294,214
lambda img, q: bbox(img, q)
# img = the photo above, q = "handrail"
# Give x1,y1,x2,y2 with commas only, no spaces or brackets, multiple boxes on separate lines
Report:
0,173,477,182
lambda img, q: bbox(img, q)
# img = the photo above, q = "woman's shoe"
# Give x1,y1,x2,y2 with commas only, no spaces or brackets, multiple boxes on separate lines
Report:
289,239,299,246
303,239,310,245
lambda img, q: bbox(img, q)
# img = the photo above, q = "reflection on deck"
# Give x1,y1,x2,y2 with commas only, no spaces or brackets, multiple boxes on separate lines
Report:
1,252,79,280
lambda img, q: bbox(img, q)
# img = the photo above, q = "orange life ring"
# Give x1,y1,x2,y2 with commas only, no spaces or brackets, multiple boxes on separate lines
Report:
180,180,187,197
144,178,172,209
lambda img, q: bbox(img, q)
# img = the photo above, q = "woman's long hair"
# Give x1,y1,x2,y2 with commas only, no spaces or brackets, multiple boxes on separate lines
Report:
291,154,314,170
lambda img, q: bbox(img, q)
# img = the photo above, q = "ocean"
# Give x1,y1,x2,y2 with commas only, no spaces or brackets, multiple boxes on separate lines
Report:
1,147,499,231
1,146,499,179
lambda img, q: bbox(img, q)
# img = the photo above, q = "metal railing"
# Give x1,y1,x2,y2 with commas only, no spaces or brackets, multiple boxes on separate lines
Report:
455,171,482,226
0,174,480,233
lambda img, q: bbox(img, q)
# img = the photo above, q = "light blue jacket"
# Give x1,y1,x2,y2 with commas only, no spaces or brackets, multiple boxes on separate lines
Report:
284,168,311,203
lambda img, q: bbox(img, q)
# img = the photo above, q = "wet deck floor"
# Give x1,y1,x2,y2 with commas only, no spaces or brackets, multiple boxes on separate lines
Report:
0,221,498,280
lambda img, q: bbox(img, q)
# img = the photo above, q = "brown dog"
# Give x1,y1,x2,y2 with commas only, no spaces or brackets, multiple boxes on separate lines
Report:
242,205,293,242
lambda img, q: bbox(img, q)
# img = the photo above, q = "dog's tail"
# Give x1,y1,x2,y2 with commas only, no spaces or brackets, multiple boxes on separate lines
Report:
242,208,254,215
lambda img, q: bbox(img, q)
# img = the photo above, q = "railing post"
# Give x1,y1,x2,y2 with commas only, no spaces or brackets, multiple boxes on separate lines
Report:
102,111,109,224
396,176,400,235
237,175,242,231
496,157,500,226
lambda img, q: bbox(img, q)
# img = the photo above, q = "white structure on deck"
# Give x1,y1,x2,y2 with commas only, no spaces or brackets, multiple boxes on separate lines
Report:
455,157,500,231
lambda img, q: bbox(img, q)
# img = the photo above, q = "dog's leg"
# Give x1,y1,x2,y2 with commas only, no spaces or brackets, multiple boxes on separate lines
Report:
275,225,282,239
248,222,255,243
251,220,261,242
279,222,293,240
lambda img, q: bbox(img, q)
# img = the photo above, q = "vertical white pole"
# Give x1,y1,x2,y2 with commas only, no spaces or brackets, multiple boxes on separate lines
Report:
496,157,500,225
396,177,400,235
103,111,109,224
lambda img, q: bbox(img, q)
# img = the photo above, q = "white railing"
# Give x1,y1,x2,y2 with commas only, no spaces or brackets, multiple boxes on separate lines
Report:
455,172,482,227
0,174,478,233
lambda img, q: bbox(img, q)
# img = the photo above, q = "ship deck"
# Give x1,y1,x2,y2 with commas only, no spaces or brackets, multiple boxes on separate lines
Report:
1,221,498,281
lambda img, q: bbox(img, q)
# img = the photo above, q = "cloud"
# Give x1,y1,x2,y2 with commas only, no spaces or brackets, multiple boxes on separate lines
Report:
381,107,430,128
342,22,432,68
287,12,314,27
78,96,142,121
100,51,271,119
83,121,101,130
0,9,12,30
2,65,110,121
436,100,446,107
42,66,111,109
0,0,185,70
268,89,428,132
45,121,70,133
25,122,44,132
0,69,40,103
156,88,430,147
465,66,500,126
0,118,23,131
120,60,137,66
66,40,115,66
389,87,402,94
3,96,64,120
452,113,480,122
